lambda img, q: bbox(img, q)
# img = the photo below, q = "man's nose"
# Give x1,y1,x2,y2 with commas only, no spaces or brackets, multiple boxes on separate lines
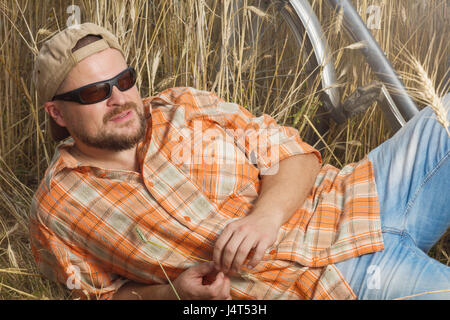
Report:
107,85,128,106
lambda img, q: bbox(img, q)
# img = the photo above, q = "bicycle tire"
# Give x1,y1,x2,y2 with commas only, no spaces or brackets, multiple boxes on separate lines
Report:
325,0,419,128
225,0,344,148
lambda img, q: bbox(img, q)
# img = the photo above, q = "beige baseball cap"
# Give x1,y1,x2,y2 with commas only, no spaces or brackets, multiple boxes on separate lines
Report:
32,23,125,142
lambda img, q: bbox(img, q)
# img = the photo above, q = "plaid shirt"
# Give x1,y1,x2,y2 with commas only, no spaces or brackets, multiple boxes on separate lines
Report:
29,87,383,300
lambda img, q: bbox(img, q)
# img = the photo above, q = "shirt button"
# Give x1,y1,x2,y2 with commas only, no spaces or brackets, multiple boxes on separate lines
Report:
178,136,183,142
184,216,191,222
147,181,154,188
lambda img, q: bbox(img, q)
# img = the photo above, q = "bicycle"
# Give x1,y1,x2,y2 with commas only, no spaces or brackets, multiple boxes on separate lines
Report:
224,0,421,148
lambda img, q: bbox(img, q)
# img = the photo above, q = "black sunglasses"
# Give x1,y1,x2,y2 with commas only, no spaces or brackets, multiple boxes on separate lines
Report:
52,67,137,105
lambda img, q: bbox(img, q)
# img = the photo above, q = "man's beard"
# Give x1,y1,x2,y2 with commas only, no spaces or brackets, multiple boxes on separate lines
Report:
70,102,148,151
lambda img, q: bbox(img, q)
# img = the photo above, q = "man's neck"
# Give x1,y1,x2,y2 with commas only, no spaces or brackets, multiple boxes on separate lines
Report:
70,142,140,173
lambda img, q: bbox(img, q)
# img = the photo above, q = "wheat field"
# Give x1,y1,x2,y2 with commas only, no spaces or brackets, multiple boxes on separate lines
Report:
0,0,448,299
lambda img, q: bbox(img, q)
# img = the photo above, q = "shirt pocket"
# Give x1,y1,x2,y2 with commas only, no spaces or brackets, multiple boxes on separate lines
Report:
180,121,260,205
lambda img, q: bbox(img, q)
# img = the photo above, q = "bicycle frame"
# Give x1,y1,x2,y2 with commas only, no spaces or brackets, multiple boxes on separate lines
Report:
230,0,420,132
289,0,419,130
325,0,419,123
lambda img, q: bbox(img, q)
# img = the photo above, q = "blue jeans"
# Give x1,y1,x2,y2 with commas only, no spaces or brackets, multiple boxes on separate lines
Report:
335,94,450,300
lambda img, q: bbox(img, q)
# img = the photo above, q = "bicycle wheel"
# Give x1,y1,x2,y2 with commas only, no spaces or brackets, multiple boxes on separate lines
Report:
221,0,344,148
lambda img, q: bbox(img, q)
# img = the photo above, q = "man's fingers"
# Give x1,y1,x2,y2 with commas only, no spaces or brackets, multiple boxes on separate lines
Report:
205,271,226,298
191,261,215,277
230,237,256,273
221,275,231,300
216,274,231,300
213,228,234,270
208,272,232,300
248,241,269,268
219,232,246,273
176,264,232,300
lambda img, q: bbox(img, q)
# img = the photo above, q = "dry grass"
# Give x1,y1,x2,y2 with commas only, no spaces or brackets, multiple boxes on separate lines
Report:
0,0,448,299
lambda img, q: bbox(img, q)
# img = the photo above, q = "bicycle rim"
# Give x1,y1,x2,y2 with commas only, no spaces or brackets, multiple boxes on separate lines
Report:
220,0,339,146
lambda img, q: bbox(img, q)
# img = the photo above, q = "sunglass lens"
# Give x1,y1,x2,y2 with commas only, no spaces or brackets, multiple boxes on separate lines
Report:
117,69,136,91
80,83,110,103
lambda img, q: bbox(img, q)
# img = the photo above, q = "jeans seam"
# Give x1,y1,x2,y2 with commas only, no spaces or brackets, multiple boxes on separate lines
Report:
381,227,402,235
401,149,450,245
400,232,424,258
381,229,419,254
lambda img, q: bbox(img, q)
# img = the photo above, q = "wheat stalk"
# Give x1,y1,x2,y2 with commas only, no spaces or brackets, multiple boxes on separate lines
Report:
409,57,450,137
135,226,210,263
399,48,450,137
0,282,39,299
156,260,181,300
394,288,450,300
334,7,344,35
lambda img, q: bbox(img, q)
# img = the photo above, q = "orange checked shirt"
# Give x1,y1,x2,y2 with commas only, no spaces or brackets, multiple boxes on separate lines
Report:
29,87,384,300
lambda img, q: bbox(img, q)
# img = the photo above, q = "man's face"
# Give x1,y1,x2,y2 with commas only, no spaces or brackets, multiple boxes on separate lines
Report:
50,48,147,151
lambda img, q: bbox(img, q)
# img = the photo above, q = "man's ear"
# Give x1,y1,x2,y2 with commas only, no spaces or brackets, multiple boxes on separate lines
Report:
44,101,67,127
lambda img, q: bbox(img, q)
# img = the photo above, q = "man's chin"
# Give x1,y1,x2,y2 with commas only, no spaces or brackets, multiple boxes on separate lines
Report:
74,128,146,152
99,133,144,151
71,110,147,151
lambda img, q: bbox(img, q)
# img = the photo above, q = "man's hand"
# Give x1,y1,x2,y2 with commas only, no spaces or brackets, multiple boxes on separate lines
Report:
213,154,321,275
213,212,281,274
112,262,231,300
173,261,232,300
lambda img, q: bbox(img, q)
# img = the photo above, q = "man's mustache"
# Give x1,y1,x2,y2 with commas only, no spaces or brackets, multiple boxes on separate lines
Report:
104,102,139,123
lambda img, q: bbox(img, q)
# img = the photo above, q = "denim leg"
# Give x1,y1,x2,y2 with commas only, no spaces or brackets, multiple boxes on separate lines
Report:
336,233,450,300
403,152,450,252
368,95,450,251
335,94,450,299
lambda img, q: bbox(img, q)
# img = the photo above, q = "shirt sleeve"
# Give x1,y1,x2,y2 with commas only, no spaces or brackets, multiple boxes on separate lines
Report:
161,87,323,175
29,199,129,300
